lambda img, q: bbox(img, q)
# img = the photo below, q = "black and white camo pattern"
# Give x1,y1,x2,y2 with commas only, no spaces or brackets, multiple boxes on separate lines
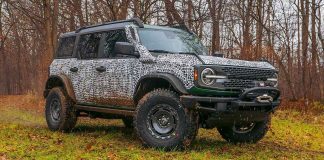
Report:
50,25,275,103
200,56,275,69
125,25,156,63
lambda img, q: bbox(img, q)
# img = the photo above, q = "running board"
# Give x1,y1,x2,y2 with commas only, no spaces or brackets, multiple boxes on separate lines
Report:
75,105,135,116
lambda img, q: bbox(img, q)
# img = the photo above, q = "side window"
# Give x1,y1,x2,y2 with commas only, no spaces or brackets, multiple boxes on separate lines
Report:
102,30,127,58
78,32,103,59
57,36,76,58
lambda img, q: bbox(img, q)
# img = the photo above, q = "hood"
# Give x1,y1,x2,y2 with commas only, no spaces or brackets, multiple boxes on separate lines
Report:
199,55,275,70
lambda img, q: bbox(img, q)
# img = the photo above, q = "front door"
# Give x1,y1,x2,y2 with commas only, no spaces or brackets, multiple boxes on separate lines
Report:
92,29,137,107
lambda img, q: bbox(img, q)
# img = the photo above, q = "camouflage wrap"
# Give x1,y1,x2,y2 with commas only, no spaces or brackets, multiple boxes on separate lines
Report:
50,25,275,104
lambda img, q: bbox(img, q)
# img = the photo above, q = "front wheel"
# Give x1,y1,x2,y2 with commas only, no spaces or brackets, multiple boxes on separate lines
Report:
217,116,271,144
134,89,198,150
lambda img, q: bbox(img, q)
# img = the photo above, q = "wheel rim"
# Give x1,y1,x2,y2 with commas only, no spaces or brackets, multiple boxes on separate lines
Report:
50,98,61,122
146,104,179,139
232,122,256,133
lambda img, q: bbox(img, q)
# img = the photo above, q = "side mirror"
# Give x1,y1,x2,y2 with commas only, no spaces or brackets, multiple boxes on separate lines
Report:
114,42,139,57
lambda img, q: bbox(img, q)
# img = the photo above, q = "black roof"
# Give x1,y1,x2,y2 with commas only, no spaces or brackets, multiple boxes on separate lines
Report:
60,18,192,37
75,18,144,33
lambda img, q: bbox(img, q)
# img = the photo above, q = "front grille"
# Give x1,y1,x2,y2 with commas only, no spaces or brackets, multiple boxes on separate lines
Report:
224,79,254,89
220,66,275,80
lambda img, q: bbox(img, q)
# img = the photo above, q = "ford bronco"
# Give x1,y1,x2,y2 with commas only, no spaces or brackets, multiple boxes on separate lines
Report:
44,18,280,150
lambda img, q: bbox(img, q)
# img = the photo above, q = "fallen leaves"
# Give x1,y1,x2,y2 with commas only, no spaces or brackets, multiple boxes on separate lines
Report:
85,141,96,151
0,95,323,159
0,153,6,160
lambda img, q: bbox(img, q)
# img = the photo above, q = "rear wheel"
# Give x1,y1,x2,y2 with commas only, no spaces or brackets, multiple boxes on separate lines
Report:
134,89,198,150
217,116,270,143
45,87,77,132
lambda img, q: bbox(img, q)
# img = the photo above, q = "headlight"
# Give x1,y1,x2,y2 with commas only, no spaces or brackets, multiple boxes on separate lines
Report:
201,68,216,85
267,73,278,87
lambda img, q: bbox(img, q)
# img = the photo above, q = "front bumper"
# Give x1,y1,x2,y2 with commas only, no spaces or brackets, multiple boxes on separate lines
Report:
180,87,280,126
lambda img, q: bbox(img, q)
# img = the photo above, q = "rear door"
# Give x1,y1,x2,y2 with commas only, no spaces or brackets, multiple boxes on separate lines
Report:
51,36,78,92
71,32,103,104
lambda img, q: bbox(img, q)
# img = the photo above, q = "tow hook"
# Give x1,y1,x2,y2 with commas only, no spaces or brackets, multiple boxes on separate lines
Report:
256,94,273,103
256,94,276,113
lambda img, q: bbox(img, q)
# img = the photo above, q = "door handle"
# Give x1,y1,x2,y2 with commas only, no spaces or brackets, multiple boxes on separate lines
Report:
70,67,78,72
96,66,106,72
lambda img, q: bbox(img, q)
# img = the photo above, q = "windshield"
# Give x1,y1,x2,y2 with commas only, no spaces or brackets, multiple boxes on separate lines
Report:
138,28,208,55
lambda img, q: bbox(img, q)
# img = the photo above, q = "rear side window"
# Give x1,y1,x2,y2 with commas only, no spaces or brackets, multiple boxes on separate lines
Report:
78,32,103,59
56,36,76,58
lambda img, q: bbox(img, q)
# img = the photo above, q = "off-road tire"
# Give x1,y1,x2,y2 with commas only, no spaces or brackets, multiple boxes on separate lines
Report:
217,116,271,144
45,87,77,132
122,117,133,128
134,89,198,150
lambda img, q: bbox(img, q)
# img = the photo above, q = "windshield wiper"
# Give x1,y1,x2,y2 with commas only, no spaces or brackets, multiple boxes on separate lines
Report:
178,52,206,64
148,49,177,54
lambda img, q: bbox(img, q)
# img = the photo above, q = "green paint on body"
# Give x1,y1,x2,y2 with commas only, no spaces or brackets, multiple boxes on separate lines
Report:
187,87,241,97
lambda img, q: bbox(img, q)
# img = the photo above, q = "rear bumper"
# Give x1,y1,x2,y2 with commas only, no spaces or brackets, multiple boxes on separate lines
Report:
180,87,280,126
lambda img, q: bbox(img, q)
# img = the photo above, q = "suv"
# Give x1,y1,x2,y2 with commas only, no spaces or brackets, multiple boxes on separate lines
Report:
44,18,280,150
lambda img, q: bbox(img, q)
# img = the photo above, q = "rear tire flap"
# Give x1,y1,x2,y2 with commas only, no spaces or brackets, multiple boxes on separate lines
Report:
134,89,198,150
217,116,271,144
45,87,77,132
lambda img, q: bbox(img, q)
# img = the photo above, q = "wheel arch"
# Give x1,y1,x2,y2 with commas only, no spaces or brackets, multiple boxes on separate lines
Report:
133,73,188,103
44,74,76,102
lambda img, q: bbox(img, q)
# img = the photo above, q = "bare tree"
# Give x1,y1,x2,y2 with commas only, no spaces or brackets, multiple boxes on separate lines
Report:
207,0,223,54
0,0,323,103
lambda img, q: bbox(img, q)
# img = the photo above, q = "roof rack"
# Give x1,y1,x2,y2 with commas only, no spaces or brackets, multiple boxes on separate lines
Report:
75,18,144,33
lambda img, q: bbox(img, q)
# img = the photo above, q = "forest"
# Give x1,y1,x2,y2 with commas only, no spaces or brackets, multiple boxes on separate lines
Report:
0,0,324,159
0,0,323,102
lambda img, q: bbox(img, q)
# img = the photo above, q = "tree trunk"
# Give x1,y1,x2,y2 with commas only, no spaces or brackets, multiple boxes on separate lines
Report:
310,0,318,99
255,0,263,59
241,0,253,60
0,12,10,93
317,6,324,99
207,0,222,54
300,0,310,100
164,0,184,25
297,0,302,98
117,0,130,20
52,0,59,56
75,0,85,26
187,0,193,29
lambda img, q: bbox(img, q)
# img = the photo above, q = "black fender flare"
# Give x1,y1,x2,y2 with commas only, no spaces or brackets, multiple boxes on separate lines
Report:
134,73,189,98
44,74,76,102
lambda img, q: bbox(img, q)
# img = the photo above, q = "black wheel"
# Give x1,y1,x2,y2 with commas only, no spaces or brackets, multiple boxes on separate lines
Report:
134,89,198,150
122,117,133,128
217,117,271,144
45,87,77,132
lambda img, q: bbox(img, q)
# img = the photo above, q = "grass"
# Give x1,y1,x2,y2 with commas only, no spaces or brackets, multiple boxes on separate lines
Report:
0,95,324,159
